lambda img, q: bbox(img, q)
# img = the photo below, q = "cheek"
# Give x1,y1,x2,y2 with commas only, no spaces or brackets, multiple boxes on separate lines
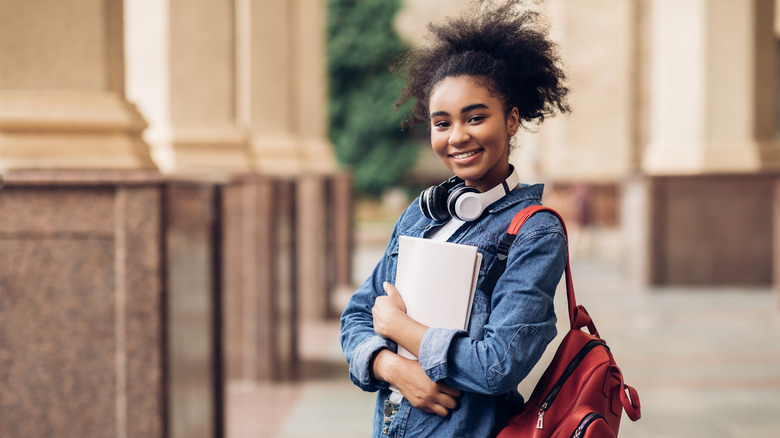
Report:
486,124,509,148
430,132,448,155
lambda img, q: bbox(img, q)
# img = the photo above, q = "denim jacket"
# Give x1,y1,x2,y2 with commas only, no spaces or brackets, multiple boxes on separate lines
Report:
340,184,568,437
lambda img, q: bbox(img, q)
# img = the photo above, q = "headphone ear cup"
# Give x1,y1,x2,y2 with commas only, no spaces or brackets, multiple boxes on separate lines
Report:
447,186,481,221
420,185,451,221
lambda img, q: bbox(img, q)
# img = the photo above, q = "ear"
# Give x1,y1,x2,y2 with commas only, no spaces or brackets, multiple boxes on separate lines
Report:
507,107,520,136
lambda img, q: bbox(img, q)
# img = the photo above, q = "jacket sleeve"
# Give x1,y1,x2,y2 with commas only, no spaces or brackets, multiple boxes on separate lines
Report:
339,211,407,392
416,215,568,395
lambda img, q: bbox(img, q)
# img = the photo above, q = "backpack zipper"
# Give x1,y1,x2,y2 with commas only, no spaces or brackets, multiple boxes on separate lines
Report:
572,412,605,438
536,339,608,429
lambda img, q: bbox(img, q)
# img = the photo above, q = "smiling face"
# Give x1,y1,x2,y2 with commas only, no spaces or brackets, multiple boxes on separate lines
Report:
429,75,519,193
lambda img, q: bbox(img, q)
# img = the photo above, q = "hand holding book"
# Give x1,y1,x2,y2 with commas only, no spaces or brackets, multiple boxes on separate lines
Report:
372,236,481,401
372,284,461,415
372,281,427,358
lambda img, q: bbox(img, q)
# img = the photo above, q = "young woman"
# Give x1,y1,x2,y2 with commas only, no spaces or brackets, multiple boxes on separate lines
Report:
340,1,570,436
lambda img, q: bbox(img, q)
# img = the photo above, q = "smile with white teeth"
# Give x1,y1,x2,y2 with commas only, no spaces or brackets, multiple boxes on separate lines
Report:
451,150,479,159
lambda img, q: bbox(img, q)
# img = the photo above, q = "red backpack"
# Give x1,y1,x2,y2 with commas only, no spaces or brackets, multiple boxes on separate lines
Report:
492,206,641,437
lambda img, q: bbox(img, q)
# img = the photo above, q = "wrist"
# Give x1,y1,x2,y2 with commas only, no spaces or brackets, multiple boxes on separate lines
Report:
385,308,410,340
371,348,396,384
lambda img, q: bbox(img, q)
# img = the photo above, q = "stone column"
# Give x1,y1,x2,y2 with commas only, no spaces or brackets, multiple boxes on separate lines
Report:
774,183,780,306
296,174,329,320
291,0,341,320
328,172,355,314
539,0,639,182
236,0,339,322
165,182,223,438
0,0,155,170
222,176,298,381
236,0,302,174
291,0,337,173
642,0,779,173
124,0,251,173
234,0,335,173
0,171,165,438
630,0,780,285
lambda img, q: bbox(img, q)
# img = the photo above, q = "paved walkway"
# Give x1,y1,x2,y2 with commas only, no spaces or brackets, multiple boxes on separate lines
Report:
228,242,780,437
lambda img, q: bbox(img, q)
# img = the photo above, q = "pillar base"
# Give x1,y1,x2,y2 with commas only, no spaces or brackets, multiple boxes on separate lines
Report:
641,140,778,175
250,136,303,175
624,174,777,286
151,124,252,173
0,170,165,437
0,91,156,170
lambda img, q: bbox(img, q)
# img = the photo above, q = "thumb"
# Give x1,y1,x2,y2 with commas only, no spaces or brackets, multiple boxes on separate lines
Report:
382,281,398,296
382,282,406,311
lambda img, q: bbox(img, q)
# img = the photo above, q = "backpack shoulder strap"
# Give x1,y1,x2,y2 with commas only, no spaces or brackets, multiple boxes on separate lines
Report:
481,205,596,333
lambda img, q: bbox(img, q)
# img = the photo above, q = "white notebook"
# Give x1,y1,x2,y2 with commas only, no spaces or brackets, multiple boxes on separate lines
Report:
394,236,482,360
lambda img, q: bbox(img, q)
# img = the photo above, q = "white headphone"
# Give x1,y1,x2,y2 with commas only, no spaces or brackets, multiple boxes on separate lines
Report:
419,166,520,222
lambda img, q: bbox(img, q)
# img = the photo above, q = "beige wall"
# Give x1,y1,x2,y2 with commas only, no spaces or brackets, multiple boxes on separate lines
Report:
0,0,155,170
643,0,779,174
0,0,125,92
5,0,778,181
395,0,639,183
1,0,336,176
396,0,780,183
12,0,759,183
541,0,639,182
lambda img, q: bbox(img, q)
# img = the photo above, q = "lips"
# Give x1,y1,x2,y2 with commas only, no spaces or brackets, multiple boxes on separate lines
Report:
449,148,483,162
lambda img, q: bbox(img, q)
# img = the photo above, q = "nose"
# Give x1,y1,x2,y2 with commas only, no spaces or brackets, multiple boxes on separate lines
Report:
449,124,470,146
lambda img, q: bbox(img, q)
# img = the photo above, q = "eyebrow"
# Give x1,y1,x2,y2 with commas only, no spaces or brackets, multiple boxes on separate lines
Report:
430,103,489,119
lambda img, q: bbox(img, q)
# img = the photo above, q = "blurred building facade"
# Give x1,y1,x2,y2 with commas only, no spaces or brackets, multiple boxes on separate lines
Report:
539,0,780,288
399,0,780,287
1,0,779,437
0,0,350,437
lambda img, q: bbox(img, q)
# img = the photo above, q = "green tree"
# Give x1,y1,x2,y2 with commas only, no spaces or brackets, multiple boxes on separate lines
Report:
327,0,420,197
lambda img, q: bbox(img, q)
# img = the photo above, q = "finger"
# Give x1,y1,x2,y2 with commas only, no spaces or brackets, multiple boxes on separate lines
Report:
419,406,437,416
382,281,397,296
437,393,458,411
438,384,462,398
383,282,406,312
419,403,449,418
431,403,451,418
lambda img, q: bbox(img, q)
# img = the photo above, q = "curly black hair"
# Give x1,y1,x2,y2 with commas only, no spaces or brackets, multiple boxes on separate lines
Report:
393,0,570,130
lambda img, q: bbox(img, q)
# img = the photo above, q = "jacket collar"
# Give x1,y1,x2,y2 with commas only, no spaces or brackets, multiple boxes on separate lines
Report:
486,183,545,214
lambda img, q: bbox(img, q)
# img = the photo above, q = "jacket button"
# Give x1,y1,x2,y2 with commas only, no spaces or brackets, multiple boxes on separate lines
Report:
384,404,394,417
